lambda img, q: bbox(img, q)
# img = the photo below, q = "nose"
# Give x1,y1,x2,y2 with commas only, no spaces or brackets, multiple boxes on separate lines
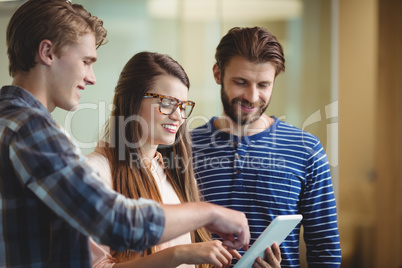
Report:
85,65,96,85
243,85,259,104
168,105,184,122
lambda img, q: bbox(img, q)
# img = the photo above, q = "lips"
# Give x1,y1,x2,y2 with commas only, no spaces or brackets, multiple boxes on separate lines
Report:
161,124,178,133
240,104,256,112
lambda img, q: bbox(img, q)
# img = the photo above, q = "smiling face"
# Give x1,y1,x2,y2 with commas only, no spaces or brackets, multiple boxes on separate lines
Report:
214,56,276,126
139,74,188,155
48,33,97,111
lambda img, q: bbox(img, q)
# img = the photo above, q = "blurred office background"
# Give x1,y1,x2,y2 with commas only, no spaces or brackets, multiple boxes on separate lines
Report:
0,0,401,267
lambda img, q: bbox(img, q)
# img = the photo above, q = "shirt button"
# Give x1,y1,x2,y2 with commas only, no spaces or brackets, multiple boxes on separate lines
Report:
236,169,241,175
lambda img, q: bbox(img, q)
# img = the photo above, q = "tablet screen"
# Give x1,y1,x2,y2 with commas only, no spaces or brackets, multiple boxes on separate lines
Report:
234,214,303,267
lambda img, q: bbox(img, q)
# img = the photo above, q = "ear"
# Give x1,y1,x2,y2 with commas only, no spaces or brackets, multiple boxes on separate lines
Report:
37,39,54,66
212,64,222,85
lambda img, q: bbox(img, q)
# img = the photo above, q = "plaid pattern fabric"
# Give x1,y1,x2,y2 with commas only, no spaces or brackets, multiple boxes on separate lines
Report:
0,86,165,267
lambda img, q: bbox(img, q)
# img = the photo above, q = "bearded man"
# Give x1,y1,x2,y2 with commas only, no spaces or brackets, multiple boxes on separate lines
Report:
191,26,341,268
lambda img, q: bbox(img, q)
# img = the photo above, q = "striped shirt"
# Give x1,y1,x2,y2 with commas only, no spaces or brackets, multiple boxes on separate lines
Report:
191,117,341,267
0,86,165,267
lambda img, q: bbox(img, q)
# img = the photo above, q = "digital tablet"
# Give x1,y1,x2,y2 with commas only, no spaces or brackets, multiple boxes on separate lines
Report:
234,214,303,267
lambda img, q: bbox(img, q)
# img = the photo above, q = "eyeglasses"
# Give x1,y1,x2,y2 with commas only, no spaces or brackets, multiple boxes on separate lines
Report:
143,93,195,119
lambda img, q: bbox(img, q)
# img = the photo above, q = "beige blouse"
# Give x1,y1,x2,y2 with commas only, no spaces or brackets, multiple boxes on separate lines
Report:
87,151,193,268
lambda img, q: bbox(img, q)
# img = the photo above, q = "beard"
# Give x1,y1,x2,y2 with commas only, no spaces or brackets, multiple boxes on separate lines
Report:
220,83,270,126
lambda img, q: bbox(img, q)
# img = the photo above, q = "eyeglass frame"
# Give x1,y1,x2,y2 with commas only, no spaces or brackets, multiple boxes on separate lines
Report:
143,93,195,119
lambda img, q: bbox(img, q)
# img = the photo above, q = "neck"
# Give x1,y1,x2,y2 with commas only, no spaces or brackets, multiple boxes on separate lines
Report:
213,114,274,137
12,69,54,112
141,142,158,161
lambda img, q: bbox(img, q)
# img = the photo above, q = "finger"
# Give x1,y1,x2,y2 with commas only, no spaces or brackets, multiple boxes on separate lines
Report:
222,240,237,251
236,229,250,251
208,255,222,268
264,246,275,264
252,256,268,268
223,238,248,251
215,252,230,267
210,241,233,267
229,249,242,260
271,243,281,262
221,247,233,262
216,233,236,243
213,246,232,267
218,228,250,251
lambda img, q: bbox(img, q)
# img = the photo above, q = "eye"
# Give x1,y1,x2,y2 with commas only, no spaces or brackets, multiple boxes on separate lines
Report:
258,82,271,89
160,98,177,108
234,79,245,85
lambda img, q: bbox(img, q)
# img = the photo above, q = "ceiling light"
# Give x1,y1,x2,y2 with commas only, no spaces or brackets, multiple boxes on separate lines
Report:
148,0,302,21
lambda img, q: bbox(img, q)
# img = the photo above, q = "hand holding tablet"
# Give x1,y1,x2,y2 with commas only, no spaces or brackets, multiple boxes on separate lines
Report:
234,214,303,267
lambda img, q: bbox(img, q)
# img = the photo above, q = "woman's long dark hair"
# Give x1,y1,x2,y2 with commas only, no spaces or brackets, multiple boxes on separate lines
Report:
97,52,211,266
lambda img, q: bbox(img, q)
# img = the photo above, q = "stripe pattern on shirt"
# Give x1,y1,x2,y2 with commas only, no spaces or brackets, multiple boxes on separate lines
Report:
191,117,341,267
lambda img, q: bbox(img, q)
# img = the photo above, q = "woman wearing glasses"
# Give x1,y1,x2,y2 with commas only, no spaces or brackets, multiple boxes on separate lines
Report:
87,52,238,268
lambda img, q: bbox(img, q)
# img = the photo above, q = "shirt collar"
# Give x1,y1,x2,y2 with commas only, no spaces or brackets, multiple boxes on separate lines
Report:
151,151,165,170
0,85,50,115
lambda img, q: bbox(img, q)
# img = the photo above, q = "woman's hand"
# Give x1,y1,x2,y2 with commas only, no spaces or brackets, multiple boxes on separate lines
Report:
252,243,281,268
173,240,233,268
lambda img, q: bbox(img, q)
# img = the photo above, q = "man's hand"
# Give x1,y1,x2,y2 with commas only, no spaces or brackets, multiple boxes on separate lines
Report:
252,243,281,268
160,202,250,251
204,203,250,251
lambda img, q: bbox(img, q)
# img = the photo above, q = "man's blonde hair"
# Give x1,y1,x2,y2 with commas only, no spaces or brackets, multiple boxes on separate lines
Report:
7,0,107,77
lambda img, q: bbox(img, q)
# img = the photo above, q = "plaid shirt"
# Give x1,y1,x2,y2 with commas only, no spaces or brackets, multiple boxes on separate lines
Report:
0,86,165,267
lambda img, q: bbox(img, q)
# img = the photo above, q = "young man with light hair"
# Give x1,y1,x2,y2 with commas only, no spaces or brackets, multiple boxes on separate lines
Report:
0,1,250,266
